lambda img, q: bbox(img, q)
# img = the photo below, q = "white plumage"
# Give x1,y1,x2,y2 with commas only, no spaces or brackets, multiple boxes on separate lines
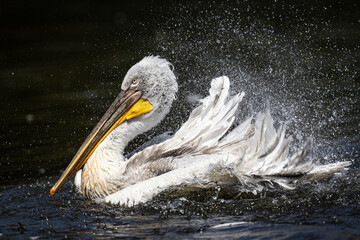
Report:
67,56,350,206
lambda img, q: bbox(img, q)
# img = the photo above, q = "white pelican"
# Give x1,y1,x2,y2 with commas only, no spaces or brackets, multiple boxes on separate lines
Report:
50,56,350,206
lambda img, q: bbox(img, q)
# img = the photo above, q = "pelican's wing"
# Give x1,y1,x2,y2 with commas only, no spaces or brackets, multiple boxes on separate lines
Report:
126,76,350,178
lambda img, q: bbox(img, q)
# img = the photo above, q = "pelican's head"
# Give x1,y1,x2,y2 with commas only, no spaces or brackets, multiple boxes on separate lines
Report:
50,56,177,196
122,56,178,120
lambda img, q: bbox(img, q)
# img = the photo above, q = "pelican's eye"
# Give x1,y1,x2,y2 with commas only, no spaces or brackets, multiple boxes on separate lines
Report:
131,79,139,88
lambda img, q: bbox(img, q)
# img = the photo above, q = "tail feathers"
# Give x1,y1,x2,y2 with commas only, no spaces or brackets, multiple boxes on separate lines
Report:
307,161,351,179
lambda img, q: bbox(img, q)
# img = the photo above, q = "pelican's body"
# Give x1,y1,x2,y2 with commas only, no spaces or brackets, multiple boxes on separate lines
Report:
51,56,350,206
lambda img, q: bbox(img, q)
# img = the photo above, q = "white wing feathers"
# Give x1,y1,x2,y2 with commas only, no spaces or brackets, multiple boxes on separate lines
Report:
162,76,245,152
128,76,349,180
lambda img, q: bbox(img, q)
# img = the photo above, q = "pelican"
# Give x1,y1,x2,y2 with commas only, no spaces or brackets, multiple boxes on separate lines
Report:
50,56,350,206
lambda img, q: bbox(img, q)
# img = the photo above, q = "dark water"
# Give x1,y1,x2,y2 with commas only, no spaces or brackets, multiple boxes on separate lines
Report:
1,0,360,239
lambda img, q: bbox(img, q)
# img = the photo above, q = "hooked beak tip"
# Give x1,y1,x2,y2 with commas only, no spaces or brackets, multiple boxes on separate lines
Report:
50,187,55,196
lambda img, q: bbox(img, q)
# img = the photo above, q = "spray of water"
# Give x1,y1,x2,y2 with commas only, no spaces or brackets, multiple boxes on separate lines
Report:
115,1,359,165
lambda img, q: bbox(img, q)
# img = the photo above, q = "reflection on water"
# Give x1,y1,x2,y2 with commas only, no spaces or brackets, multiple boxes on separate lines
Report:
0,0,359,238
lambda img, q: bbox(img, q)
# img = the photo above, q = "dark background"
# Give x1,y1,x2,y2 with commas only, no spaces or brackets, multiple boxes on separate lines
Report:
0,1,359,238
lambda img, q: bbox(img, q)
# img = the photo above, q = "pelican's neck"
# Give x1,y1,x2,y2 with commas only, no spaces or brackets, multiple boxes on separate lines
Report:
80,118,157,198
102,119,152,158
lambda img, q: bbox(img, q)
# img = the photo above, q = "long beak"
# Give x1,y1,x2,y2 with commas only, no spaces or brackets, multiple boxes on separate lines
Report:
50,88,153,196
